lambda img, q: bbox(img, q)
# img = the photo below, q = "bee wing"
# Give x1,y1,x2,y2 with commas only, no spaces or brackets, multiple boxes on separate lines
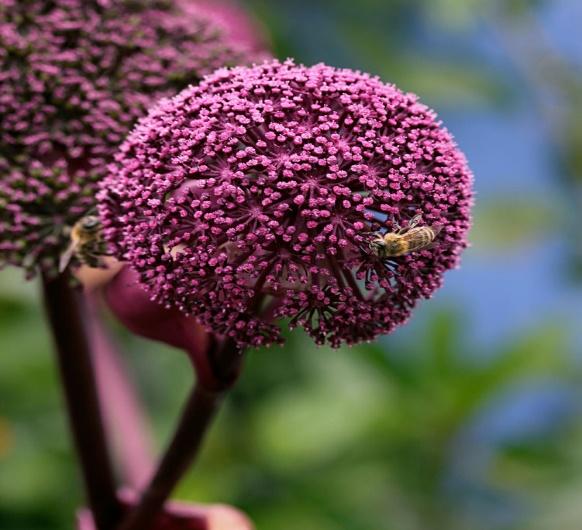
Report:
402,234,428,252
408,214,423,228
400,228,438,252
396,214,423,234
425,225,448,251
404,226,448,253
58,241,78,273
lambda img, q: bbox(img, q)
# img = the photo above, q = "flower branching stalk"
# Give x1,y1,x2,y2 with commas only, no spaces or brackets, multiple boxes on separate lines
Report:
98,59,473,528
117,338,243,530
102,266,246,530
41,272,122,530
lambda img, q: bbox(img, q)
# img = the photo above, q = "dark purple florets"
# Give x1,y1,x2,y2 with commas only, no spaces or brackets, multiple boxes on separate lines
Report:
99,60,473,348
0,0,261,276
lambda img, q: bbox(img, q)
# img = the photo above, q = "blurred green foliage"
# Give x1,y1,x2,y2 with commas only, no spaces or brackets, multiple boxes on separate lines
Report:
1,266,579,530
0,272,78,529
470,197,556,254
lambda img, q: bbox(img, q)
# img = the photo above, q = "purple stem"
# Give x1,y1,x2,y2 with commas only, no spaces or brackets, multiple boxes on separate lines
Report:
117,338,243,530
86,295,155,489
41,272,122,530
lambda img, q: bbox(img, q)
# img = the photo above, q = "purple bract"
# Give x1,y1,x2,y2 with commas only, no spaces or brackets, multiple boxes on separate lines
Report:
99,60,473,348
0,0,262,277
188,0,270,53
77,490,253,529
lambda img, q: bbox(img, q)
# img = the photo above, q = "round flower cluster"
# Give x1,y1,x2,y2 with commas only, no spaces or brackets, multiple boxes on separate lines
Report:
0,0,261,277
99,60,473,348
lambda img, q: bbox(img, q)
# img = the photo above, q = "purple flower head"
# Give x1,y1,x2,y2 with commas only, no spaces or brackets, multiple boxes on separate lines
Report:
99,60,473,348
0,0,262,277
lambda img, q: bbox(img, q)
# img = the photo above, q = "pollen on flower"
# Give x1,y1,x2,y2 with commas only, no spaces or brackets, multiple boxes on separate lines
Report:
99,60,473,348
0,0,263,277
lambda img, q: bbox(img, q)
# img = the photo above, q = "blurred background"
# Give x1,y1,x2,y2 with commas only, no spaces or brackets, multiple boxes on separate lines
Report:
1,0,582,529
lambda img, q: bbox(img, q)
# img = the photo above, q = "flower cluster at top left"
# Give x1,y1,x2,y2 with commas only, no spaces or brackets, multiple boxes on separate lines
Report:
0,0,261,277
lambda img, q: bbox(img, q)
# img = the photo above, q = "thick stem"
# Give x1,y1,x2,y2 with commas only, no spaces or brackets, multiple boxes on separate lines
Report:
41,273,122,530
117,339,242,530
117,386,223,530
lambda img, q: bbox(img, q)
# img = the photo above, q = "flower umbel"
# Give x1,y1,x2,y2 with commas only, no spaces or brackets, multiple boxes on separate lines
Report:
0,0,260,276
99,60,473,348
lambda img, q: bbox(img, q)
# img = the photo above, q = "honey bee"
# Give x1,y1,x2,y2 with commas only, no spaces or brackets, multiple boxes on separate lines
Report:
59,215,107,273
369,214,441,258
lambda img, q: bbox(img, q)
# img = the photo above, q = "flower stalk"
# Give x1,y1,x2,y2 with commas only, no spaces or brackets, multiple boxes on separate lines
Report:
41,272,122,530
117,338,242,530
